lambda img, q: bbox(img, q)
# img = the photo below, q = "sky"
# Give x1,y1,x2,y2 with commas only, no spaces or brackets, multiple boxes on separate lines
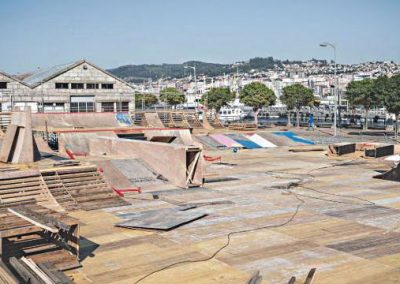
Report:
1,0,399,73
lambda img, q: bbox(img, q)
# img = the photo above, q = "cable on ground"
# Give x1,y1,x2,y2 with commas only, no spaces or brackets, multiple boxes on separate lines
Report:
134,158,374,283
134,192,305,284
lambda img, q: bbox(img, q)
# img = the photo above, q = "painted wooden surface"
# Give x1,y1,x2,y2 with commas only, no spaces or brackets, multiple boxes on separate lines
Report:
55,146,400,283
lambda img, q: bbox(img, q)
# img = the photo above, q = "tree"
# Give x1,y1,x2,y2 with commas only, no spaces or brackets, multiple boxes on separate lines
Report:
376,75,400,139
200,87,235,113
240,82,276,125
135,93,158,109
281,84,315,127
159,87,185,107
345,79,381,130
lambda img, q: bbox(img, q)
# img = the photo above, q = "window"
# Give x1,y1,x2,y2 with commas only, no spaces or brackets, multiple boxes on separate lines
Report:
71,83,84,89
55,83,69,89
0,82,7,89
116,102,129,112
86,83,99,89
70,102,94,112
101,102,114,112
101,83,114,89
70,96,95,112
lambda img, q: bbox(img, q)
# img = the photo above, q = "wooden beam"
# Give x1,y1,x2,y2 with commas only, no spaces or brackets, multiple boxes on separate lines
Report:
38,263,73,284
20,257,54,284
8,207,58,233
9,257,43,284
0,260,18,284
247,270,262,284
7,206,74,234
304,268,317,284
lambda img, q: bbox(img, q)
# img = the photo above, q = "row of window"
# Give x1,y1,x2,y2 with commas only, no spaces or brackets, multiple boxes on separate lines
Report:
101,102,129,112
55,82,114,90
70,102,129,112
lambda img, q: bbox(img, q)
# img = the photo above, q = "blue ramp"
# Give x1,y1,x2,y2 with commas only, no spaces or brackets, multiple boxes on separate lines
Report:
272,131,315,145
225,133,262,149
232,139,262,149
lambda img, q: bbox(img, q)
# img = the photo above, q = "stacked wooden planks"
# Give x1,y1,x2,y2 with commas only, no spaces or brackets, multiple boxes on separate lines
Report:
0,260,18,284
0,170,59,210
0,204,80,282
42,166,130,211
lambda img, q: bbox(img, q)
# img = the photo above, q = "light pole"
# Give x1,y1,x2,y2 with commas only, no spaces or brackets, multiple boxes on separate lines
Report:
320,42,337,136
184,65,197,107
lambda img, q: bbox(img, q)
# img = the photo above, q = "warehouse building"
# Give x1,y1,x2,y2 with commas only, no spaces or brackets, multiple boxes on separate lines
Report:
0,60,135,113
0,71,32,112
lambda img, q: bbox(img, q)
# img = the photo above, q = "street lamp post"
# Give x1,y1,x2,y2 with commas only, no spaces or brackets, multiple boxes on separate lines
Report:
184,65,197,107
320,42,337,136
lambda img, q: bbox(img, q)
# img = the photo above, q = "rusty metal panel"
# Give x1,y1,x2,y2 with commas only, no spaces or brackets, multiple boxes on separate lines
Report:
329,143,356,156
365,144,394,158
115,207,207,230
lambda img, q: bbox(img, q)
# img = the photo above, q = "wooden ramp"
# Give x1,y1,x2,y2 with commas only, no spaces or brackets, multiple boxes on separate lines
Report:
204,112,225,129
132,112,148,127
185,112,203,129
89,137,205,188
41,166,130,211
0,170,60,211
156,111,173,127
0,107,41,164
170,112,191,128
144,112,165,128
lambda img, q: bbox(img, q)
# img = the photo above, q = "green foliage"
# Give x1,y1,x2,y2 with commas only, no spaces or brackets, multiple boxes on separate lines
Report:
200,87,235,111
345,79,381,109
239,82,276,110
376,75,400,116
135,93,158,108
159,87,185,106
281,84,315,110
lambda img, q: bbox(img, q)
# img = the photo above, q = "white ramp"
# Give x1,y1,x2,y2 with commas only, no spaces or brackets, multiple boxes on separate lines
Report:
246,133,277,148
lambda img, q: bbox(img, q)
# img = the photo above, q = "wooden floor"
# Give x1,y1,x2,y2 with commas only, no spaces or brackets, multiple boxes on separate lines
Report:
65,147,400,283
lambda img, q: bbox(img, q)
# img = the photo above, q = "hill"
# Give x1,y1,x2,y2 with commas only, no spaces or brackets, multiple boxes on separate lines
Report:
107,57,286,82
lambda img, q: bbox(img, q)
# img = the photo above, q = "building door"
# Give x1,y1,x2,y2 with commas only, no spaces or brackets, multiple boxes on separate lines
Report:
70,96,95,112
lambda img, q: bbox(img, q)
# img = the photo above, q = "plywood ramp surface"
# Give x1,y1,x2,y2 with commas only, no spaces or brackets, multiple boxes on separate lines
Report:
41,166,129,211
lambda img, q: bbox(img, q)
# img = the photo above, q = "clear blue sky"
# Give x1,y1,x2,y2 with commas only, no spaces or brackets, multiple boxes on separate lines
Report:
1,0,399,73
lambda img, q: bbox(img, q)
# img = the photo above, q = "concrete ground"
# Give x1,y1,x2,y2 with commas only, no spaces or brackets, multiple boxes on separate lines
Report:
65,145,400,284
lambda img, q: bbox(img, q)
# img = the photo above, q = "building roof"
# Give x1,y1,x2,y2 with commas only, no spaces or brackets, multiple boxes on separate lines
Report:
22,61,83,87
21,60,134,90
0,70,31,87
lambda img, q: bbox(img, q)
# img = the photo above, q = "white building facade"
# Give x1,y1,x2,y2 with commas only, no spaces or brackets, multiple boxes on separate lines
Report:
0,60,135,113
